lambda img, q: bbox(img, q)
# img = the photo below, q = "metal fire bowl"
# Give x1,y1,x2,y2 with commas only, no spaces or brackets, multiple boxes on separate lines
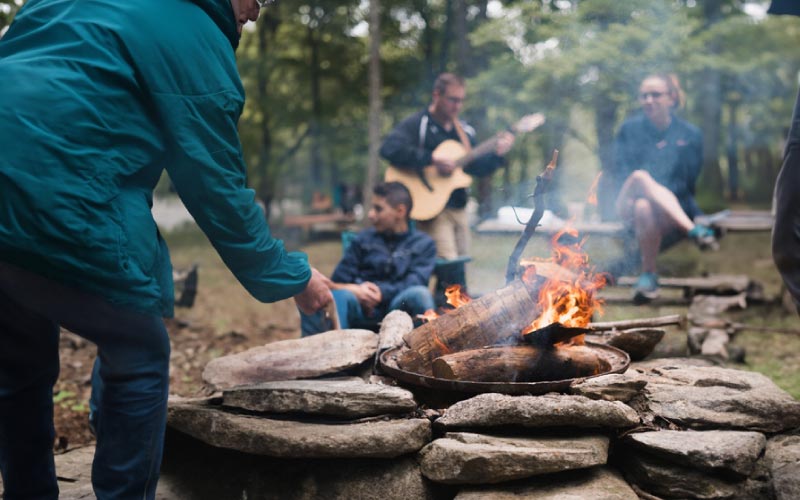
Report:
379,342,630,396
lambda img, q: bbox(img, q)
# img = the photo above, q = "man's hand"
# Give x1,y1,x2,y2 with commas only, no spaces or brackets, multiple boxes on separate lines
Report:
494,131,515,157
294,268,333,315
431,152,457,176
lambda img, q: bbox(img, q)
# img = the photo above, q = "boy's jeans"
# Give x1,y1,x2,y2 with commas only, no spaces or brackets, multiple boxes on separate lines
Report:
301,285,435,336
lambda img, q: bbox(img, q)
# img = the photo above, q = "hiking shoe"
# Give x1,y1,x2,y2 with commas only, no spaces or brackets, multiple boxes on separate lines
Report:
633,272,659,304
687,224,719,251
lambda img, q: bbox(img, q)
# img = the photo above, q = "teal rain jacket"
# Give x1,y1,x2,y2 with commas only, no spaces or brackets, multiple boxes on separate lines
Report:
0,0,311,316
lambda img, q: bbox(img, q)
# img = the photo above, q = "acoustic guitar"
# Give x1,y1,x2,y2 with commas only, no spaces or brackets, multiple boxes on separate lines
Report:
384,113,545,221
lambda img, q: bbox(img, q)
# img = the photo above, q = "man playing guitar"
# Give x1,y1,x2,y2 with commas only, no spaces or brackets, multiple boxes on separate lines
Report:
379,73,515,262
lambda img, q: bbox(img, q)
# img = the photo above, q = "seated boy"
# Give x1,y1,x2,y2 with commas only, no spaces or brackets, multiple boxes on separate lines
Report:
300,182,436,335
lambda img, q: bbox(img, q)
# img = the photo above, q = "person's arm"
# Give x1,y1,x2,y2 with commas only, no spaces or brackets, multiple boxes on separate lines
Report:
156,89,320,305
379,112,432,170
373,236,437,305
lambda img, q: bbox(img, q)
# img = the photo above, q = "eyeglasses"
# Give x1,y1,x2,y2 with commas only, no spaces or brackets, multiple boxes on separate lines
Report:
445,96,465,105
256,0,276,8
639,91,666,101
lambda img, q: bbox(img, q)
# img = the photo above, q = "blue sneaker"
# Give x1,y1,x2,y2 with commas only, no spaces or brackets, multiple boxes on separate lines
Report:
687,224,719,251
633,272,659,304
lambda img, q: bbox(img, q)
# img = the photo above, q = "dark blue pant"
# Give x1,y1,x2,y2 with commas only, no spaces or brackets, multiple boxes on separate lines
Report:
301,285,435,336
0,262,170,499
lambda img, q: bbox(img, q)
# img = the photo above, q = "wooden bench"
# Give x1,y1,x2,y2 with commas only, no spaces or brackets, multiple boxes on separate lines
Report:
474,209,772,236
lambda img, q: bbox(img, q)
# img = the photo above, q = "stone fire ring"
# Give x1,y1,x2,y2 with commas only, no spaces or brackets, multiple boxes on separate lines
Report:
379,342,630,395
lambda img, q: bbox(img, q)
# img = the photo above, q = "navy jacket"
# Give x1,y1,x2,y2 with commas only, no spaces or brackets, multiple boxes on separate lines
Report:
606,113,704,220
332,228,436,308
379,110,505,209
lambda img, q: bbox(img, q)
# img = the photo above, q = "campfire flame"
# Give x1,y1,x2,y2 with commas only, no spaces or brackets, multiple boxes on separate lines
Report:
419,225,606,349
520,226,606,340
586,172,601,206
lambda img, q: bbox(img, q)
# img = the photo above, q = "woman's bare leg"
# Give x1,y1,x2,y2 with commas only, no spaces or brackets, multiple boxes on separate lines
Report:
632,198,661,274
616,170,694,233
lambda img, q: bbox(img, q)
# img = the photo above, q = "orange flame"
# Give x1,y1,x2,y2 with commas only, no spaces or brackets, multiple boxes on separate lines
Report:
520,225,606,337
586,172,602,206
419,226,606,351
445,284,471,308
419,284,472,323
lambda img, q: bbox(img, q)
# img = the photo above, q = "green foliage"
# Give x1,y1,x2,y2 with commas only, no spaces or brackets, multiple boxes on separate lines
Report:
3,0,798,207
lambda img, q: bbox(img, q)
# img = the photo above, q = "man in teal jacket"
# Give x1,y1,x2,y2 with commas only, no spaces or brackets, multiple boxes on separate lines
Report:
0,0,331,497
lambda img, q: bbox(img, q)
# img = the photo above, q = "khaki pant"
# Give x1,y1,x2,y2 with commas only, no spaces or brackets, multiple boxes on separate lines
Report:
417,207,470,260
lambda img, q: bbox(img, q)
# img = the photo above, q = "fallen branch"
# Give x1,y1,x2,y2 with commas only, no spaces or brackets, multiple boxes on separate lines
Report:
588,314,684,332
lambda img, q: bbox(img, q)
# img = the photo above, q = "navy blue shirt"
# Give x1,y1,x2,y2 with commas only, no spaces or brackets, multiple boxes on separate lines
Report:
332,227,436,308
610,113,704,219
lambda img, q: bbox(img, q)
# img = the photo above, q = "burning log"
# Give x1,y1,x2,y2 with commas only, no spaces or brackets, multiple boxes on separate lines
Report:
398,279,542,375
521,322,591,348
431,345,611,383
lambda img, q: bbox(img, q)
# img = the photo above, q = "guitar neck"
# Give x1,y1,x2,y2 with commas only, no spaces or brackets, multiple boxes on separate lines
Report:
456,132,506,167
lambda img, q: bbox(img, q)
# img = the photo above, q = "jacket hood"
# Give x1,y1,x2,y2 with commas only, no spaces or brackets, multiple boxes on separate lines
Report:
190,0,240,50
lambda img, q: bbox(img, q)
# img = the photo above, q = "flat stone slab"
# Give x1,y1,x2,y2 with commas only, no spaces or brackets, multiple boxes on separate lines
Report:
454,466,639,500
436,393,640,430
203,329,378,390
640,364,800,433
168,402,431,458
222,377,417,418
419,432,608,484
624,429,765,477
569,373,647,403
621,451,741,499
765,433,800,500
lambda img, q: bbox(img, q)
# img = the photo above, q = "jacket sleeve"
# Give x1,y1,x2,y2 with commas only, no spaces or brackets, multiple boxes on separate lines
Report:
155,90,311,303
374,236,437,306
379,113,432,170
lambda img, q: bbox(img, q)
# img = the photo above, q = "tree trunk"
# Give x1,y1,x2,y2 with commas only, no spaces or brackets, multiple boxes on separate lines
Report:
431,345,609,382
255,14,275,219
365,0,382,211
727,100,739,201
697,0,725,198
454,0,469,75
307,25,323,186
595,94,618,221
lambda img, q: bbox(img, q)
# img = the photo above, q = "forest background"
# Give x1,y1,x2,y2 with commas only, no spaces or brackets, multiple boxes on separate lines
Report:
3,0,798,220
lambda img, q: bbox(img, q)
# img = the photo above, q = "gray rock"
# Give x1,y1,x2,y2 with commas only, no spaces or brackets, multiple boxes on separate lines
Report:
202,329,378,390
641,365,800,432
765,433,800,500
168,403,431,458
625,430,766,477
222,377,417,417
622,451,740,499
436,393,639,430
632,357,716,370
454,466,639,500
418,433,608,484
160,431,438,500
701,329,730,360
570,373,647,402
